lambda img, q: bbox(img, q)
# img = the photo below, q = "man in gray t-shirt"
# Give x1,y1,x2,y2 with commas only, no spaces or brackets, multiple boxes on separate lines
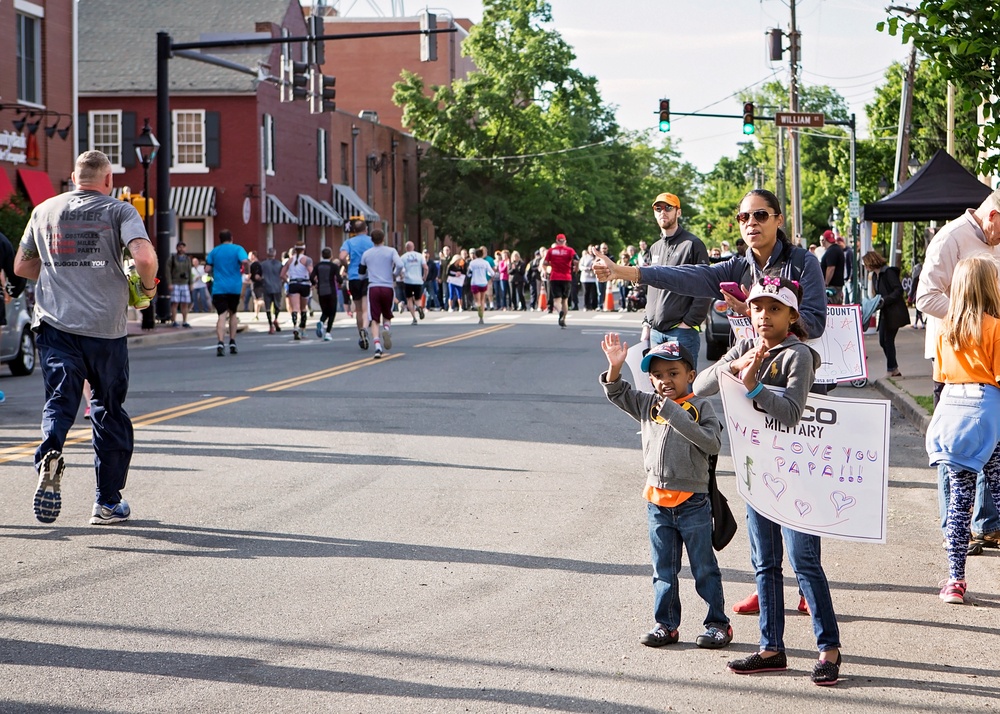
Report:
259,247,284,333
15,150,158,527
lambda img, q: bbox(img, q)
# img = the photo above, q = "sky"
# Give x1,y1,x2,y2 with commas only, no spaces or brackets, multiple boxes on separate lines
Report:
334,0,910,173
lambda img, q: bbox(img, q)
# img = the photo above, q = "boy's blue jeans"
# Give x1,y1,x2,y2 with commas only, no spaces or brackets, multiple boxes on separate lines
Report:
746,505,841,652
647,494,728,630
35,323,133,505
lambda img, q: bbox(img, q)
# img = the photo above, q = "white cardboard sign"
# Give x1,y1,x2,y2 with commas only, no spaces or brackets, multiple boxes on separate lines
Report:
728,304,868,384
718,371,891,543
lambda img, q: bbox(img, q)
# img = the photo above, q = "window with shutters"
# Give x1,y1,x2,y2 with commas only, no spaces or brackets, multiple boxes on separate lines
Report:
172,109,207,173
89,111,123,170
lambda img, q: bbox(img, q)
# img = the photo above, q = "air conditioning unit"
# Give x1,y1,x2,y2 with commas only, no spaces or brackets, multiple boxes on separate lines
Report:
358,110,379,123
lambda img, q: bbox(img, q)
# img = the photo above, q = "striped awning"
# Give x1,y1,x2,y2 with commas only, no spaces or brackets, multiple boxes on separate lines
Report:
298,194,344,227
171,186,216,217
265,193,298,224
110,186,216,217
333,183,379,223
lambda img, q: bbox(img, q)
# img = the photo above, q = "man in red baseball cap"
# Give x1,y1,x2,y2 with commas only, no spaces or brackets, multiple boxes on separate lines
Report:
542,233,578,328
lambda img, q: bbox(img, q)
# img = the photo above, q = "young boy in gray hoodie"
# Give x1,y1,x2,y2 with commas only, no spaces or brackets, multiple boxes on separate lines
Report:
600,336,732,649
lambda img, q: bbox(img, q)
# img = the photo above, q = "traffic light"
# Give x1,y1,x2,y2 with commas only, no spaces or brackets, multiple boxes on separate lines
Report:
291,60,309,100
420,12,438,62
308,14,325,65
658,99,670,132
309,70,336,114
742,102,755,135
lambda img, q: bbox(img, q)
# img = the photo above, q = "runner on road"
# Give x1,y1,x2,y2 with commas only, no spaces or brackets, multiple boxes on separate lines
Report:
468,248,495,324
360,229,403,359
542,233,578,328
340,220,374,350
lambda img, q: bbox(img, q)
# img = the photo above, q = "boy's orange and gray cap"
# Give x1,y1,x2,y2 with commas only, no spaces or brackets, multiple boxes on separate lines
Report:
651,193,681,209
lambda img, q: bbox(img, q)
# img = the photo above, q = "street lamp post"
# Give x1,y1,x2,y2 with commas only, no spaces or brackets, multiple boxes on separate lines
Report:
134,118,160,330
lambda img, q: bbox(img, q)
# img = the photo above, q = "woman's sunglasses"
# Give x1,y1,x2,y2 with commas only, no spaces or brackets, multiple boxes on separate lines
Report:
736,209,780,224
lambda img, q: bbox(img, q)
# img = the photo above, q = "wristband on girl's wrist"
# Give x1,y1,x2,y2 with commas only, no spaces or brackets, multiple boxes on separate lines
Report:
746,382,764,399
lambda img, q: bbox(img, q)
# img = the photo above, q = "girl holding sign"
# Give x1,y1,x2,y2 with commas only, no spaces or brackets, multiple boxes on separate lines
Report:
694,276,843,686
926,254,1000,605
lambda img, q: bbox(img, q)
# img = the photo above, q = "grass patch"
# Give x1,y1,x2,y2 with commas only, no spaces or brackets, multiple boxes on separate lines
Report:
914,395,934,414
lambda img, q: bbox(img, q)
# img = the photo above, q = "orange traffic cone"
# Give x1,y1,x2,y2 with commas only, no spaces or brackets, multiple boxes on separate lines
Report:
604,284,616,312
539,285,548,312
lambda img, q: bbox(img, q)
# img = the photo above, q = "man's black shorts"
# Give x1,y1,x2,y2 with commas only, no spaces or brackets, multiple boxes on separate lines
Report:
213,293,240,315
349,278,369,301
403,283,423,300
549,279,571,300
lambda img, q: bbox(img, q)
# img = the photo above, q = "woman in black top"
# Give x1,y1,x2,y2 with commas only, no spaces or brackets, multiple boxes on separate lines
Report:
863,250,910,377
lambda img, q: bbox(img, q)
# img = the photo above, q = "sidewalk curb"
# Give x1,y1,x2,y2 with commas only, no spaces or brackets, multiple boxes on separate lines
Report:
870,376,931,435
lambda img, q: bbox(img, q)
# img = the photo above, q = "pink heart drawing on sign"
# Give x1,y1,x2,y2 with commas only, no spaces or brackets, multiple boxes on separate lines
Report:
794,499,812,517
763,472,786,500
830,490,856,517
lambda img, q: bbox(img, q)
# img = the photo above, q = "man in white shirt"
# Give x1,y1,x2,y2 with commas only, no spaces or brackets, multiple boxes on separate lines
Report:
400,240,429,325
359,229,403,359
467,247,495,324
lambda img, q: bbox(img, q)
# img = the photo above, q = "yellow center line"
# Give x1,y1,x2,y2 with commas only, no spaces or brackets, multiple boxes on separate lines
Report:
415,323,512,348
263,352,404,391
0,353,399,464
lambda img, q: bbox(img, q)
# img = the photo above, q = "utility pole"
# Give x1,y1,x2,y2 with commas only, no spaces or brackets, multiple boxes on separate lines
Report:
788,0,803,243
889,43,916,268
776,124,786,234
946,81,955,156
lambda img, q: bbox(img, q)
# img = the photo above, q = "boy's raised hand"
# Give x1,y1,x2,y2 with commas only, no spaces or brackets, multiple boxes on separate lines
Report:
602,332,628,381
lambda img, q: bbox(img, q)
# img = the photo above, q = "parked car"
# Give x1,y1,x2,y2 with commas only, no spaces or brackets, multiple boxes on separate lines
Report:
2,283,36,376
703,298,733,361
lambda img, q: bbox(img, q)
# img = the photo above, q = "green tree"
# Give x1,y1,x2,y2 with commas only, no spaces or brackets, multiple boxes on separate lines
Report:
879,3,1000,174
393,0,625,253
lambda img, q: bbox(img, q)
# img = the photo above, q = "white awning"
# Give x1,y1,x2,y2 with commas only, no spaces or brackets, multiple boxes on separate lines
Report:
298,194,344,227
333,183,380,223
265,193,298,224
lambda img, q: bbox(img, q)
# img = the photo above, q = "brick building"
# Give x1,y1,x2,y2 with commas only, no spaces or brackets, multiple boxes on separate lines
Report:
77,0,423,259
318,12,476,134
0,0,77,220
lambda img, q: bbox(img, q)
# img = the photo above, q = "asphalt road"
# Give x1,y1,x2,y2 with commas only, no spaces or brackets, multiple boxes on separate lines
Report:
0,310,997,713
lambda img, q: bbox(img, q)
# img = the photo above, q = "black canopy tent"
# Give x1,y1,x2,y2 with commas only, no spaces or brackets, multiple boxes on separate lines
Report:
862,149,992,222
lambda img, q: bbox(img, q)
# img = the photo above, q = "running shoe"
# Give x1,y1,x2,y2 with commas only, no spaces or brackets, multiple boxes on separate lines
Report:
217,342,225,357
316,321,324,338
695,623,733,649
359,328,369,350
90,499,131,525
558,312,566,328
374,344,383,360
34,450,64,523
229,341,238,355
323,333,332,342
0,391,5,403
479,317,484,324
418,306,425,320
639,625,678,647
293,329,301,341
939,579,967,604
411,318,418,325
274,323,282,332
382,327,392,350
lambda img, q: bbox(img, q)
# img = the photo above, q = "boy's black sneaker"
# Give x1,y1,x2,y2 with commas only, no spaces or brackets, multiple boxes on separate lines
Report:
216,342,225,357
639,625,678,647
359,328,370,350
229,340,237,355
695,623,733,649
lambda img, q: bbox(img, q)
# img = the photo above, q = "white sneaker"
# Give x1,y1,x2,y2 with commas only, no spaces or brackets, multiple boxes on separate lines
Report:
374,345,383,359
382,327,392,350
323,333,332,342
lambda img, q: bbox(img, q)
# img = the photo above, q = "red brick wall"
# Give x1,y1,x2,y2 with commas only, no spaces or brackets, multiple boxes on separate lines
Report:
0,0,76,203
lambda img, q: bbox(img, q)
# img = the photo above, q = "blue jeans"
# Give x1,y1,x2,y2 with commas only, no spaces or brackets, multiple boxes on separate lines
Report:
191,287,210,312
35,323,134,505
650,327,702,371
745,505,840,652
423,280,439,308
938,466,1000,536
647,494,729,630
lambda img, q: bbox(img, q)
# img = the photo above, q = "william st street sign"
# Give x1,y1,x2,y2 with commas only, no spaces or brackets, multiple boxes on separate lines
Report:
774,112,826,128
